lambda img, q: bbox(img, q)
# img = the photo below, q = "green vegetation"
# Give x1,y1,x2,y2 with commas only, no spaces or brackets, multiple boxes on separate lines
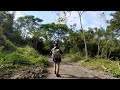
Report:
63,52,85,62
78,59,120,78
0,45,48,69
63,53,120,78
1,11,120,78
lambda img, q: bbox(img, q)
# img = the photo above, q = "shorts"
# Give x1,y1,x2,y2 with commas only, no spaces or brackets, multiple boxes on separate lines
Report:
53,58,61,62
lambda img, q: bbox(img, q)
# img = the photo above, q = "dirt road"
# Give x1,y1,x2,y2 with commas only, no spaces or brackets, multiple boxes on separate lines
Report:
47,59,116,79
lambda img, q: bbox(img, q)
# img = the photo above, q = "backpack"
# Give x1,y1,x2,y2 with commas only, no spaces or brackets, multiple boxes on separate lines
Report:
52,48,61,58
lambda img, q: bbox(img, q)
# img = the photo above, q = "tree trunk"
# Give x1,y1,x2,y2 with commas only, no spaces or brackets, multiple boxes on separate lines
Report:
108,49,112,59
97,39,100,56
77,11,88,59
105,39,110,59
101,48,104,59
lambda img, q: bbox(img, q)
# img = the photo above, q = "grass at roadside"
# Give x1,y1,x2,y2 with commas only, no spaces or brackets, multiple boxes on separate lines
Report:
79,59,120,78
63,53,120,78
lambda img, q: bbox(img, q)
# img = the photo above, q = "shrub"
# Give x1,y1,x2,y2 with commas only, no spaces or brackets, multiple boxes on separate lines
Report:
112,70,120,78
2,52,31,65
31,55,48,66
0,45,48,69
0,64,20,69
0,46,4,57
3,39,17,52
17,46,40,58
79,59,120,78
64,52,85,62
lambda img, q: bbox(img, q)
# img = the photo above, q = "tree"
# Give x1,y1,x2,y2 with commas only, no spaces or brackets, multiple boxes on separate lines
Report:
15,15,43,38
109,11,120,33
94,27,105,57
0,11,15,40
41,23,69,42
77,11,88,59
104,11,120,59
55,11,89,59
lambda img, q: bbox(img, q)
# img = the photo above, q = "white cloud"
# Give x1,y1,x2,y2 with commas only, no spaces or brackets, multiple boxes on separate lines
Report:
64,11,115,30
60,11,101,30
14,11,25,20
13,11,115,31
65,11,83,30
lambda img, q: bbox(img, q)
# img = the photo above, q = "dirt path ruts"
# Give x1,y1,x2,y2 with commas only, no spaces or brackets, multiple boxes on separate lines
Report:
47,59,117,79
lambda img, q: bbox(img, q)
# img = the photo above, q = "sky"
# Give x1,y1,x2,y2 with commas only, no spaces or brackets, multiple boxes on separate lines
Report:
15,11,115,30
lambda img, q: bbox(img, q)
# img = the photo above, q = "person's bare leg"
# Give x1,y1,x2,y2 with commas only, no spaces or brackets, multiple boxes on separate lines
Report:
56,62,61,77
57,62,60,74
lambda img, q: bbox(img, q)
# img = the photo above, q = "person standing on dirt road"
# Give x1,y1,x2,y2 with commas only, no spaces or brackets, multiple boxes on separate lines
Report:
50,43,63,77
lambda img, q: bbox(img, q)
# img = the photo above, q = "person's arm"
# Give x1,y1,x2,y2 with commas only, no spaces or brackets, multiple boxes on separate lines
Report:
60,49,63,54
50,49,53,55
